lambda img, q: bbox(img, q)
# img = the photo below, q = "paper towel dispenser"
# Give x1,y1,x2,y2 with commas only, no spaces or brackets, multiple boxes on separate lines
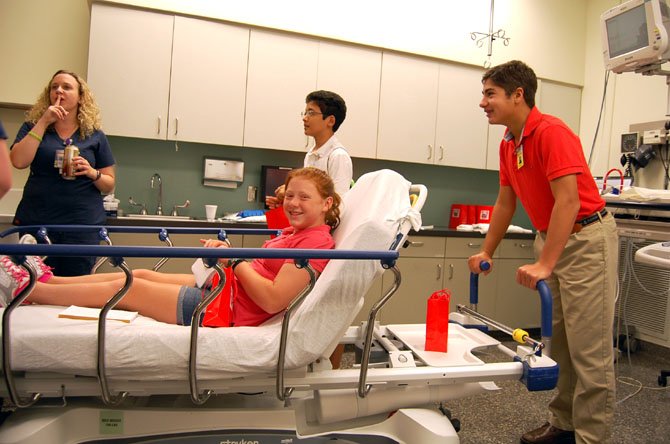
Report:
203,158,244,188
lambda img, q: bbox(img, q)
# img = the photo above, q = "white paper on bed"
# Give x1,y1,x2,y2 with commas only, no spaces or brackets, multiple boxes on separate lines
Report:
2,169,421,379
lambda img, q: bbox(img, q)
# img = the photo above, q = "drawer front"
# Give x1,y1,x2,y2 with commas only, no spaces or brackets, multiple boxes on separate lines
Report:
498,238,535,259
445,237,490,258
399,236,446,258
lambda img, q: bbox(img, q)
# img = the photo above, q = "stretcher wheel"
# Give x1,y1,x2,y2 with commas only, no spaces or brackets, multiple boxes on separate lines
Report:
438,404,461,432
659,370,669,387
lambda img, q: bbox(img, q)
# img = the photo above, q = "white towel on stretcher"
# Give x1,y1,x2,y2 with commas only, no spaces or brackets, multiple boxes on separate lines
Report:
456,223,533,234
2,169,420,379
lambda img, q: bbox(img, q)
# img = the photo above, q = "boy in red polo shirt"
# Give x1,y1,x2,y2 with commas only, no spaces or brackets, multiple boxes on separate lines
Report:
468,60,618,444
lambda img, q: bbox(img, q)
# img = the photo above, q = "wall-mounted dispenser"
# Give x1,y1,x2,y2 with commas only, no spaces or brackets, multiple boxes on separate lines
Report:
203,158,244,188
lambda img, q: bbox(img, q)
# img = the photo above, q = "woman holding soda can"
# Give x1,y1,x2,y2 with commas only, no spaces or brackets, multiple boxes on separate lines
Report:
10,70,116,276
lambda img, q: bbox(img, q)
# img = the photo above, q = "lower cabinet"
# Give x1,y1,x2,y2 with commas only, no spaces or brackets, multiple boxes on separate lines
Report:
356,234,540,329
495,239,541,329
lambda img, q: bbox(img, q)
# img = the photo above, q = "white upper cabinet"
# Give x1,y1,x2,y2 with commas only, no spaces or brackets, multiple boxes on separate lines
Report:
377,52,439,164
435,64,488,169
88,3,173,139
486,125,506,170
244,30,319,152
377,53,489,168
536,80,582,135
316,42,382,159
168,17,249,146
88,4,249,145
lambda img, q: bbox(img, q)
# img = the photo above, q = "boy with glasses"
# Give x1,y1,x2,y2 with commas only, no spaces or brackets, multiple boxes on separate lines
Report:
266,90,352,208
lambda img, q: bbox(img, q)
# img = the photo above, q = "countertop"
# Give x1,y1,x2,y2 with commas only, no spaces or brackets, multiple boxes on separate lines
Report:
104,217,535,239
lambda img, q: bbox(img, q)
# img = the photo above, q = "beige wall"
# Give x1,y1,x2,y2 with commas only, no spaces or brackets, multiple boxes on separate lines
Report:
0,0,90,106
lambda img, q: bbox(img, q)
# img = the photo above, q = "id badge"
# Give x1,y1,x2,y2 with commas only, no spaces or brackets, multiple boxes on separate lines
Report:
516,146,524,169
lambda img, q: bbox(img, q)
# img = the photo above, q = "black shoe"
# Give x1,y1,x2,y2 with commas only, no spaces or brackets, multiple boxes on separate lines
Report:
520,422,576,444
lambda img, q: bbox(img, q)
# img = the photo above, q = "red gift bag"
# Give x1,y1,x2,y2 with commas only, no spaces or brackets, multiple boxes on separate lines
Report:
425,289,451,352
201,267,237,327
266,206,290,230
265,206,290,239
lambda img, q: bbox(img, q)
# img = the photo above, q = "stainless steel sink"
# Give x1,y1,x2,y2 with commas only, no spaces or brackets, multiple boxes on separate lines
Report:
120,214,195,222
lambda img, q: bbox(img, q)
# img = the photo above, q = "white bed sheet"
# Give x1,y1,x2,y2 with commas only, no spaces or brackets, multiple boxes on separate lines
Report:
1,170,419,380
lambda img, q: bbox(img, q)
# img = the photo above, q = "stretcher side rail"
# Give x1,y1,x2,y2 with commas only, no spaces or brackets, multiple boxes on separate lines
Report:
0,239,399,410
0,225,284,273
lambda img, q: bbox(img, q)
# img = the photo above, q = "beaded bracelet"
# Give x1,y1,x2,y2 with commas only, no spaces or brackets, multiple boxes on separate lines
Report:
92,170,102,182
28,130,43,142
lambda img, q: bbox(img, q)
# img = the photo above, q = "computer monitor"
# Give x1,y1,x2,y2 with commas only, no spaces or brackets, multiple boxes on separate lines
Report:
260,166,293,208
601,0,670,73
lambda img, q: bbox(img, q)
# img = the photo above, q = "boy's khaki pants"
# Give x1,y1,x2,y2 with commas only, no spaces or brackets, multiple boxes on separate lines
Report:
534,214,618,444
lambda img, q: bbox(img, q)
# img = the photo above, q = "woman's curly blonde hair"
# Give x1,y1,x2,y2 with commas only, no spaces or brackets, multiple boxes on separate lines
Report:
26,70,102,139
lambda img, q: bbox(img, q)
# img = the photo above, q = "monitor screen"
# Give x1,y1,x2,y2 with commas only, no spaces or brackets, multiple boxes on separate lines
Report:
606,4,649,58
260,166,293,208
601,0,670,73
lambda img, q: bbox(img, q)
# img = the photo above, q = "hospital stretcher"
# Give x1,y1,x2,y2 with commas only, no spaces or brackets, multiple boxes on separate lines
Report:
0,170,558,443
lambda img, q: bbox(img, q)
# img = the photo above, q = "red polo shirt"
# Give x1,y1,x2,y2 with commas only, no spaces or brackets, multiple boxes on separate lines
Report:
499,107,604,231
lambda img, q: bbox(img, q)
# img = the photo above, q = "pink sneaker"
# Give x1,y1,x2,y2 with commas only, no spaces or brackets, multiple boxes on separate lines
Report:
19,234,54,283
0,255,31,307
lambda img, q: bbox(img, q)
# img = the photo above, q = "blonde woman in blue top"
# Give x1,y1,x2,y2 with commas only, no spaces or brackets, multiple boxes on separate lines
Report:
10,70,116,276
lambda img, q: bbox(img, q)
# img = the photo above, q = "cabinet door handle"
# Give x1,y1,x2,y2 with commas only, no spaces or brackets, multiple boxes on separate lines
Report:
467,242,482,248
437,263,443,281
439,145,444,161
408,241,424,247
157,116,161,135
448,263,454,280
174,118,179,136
427,144,433,160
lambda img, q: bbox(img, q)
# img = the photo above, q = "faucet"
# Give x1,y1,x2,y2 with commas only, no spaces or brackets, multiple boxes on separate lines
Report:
150,173,163,215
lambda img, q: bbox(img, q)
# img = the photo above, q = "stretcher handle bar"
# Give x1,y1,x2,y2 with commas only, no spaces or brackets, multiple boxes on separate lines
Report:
0,225,282,238
536,280,552,356
358,265,402,398
469,261,491,310
277,260,317,402
470,262,552,346
189,263,227,405
0,244,399,262
457,304,545,354
2,258,41,408
97,257,131,406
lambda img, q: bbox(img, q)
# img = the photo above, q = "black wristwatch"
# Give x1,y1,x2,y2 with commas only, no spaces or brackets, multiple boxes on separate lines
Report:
230,258,246,270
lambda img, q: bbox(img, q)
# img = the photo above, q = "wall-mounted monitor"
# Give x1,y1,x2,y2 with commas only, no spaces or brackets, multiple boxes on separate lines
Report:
601,0,670,73
260,166,293,208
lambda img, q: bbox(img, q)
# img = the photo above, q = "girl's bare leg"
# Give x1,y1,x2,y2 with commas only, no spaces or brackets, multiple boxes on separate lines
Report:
47,269,195,287
27,278,181,324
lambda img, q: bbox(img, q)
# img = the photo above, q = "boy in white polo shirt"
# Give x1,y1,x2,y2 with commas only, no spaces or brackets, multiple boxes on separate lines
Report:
266,90,352,208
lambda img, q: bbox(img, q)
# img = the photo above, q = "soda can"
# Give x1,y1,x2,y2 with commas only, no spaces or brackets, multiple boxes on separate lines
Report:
62,143,79,180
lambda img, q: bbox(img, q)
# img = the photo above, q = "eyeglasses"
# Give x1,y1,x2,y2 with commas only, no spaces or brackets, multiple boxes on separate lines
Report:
300,110,323,118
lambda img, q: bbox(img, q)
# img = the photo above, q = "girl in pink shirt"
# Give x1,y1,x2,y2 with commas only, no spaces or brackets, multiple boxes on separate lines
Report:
2,167,340,328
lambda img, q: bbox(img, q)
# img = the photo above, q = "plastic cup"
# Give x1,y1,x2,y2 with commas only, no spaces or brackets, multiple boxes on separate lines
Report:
205,205,218,221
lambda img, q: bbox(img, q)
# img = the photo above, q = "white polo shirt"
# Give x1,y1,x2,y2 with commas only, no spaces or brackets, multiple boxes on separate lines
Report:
304,135,353,197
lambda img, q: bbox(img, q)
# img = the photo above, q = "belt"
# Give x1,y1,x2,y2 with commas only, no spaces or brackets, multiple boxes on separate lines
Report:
572,208,608,234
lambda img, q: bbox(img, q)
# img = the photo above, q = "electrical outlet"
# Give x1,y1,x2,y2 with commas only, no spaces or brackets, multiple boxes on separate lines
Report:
247,186,257,202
